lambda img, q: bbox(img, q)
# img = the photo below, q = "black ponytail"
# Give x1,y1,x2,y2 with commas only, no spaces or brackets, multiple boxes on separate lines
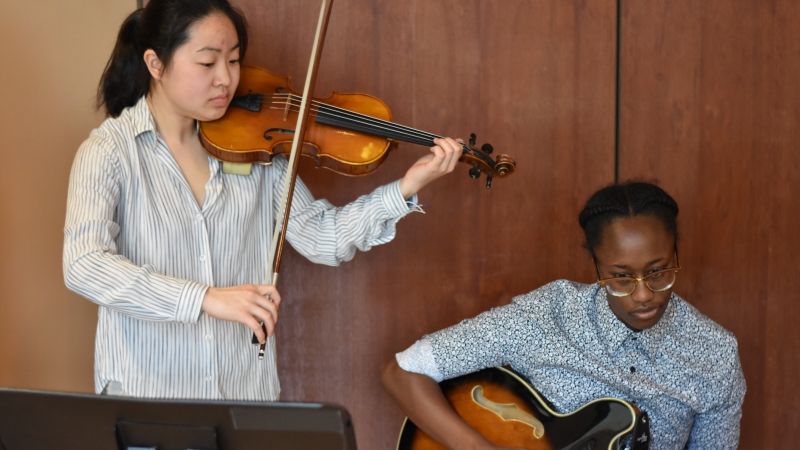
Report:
578,181,679,254
97,0,249,118
98,10,149,118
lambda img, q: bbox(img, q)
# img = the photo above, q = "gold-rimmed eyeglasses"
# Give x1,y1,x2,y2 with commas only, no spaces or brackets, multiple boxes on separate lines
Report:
595,251,681,297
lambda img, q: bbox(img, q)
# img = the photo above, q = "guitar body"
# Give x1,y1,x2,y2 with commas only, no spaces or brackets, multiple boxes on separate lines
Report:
397,367,642,450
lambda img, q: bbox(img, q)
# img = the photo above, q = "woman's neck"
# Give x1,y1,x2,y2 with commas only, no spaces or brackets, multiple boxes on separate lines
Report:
146,89,197,145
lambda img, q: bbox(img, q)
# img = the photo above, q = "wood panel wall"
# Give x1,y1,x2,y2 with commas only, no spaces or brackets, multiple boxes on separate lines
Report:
2,0,794,448
231,0,616,448
619,0,800,447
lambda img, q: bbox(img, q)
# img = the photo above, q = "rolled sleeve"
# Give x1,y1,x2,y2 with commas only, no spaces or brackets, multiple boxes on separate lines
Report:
396,339,444,382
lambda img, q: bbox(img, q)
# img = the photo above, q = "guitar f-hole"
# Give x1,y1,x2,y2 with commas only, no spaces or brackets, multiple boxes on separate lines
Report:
471,385,545,439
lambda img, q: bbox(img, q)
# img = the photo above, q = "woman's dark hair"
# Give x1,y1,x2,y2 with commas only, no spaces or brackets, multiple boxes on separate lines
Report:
578,181,679,255
98,0,248,117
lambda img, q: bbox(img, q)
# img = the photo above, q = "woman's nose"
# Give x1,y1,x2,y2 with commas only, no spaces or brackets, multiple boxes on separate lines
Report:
216,65,231,87
630,280,655,304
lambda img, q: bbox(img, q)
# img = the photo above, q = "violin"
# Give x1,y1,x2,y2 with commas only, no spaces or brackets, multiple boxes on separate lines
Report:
199,65,516,188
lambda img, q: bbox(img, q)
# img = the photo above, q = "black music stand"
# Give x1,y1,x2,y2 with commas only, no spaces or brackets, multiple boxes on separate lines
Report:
0,388,357,450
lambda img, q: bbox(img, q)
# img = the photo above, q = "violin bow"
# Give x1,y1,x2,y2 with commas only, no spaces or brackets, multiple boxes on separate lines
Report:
256,0,335,359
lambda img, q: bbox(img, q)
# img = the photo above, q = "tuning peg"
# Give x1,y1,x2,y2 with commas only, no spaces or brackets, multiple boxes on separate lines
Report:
481,143,494,155
469,162,481,179
469,133,476,147
485,172,493,189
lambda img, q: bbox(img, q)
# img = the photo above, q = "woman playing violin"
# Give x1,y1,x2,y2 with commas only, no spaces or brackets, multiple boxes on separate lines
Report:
63,0,461,400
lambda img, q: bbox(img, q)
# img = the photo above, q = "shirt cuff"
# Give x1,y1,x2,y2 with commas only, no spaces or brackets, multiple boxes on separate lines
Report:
395,339,444,382
175,280,209,323
381,179,420,218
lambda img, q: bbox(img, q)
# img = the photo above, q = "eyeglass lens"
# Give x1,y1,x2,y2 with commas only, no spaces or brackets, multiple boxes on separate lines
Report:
605,271,676,295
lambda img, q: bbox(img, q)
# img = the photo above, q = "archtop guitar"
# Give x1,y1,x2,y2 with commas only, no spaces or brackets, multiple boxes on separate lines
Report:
397,367,651,450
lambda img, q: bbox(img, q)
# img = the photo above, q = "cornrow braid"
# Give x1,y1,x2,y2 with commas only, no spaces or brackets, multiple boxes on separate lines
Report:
578,181,679,254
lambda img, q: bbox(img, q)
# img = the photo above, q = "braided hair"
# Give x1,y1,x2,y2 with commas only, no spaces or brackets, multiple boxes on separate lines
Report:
578,182,679,255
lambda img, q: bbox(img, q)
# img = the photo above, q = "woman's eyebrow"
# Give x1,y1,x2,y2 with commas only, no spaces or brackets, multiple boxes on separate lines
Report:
196,43,241,53
612,257,667,270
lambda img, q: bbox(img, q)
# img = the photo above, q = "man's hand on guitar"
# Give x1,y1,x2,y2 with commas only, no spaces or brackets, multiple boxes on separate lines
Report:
200,284,281,344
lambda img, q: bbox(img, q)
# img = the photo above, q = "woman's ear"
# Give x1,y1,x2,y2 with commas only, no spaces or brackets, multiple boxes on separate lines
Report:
143,49,163,81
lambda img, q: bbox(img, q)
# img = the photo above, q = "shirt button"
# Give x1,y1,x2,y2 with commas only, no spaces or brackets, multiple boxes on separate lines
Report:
200,254,206,261
205,375,213,382
196,213,203,221
630,366,636,373
205,334,213,341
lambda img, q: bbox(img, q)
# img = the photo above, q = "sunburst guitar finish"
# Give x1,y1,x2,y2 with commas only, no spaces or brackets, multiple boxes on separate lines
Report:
397,367,647,450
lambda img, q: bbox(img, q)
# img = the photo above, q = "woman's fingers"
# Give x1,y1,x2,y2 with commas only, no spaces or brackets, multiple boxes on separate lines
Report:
432,137,461,173
255,284,281,307
252,294,279,325
244,316,267,344
200,284,283,343
398,136,463,198
447,138,463,170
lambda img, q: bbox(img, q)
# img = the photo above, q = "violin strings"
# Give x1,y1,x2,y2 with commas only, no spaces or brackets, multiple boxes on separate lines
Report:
256,93,476,155
268,93,437,139
272,94,442,146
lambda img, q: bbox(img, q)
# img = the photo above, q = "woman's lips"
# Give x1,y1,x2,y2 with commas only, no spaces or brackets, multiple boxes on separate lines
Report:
210,95,228,106
631,306,659,320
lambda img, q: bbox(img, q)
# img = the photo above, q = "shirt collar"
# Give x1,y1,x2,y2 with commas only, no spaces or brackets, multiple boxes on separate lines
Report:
594,286,676,359
128,96,157,138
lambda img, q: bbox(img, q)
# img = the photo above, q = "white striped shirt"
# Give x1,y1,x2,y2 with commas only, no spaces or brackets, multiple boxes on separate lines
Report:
63,96,417,400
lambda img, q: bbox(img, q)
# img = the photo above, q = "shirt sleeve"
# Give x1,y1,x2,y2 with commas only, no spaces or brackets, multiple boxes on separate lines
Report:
63,133,207,323
271,157,419,266
396,339,445,382
685,345,746,449
401,297,537,382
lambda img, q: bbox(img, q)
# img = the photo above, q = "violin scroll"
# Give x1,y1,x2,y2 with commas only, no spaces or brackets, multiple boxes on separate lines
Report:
461,132,515,188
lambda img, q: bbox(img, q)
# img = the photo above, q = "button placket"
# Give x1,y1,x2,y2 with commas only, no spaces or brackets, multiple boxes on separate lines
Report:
195,212,214,285
200,314,218,395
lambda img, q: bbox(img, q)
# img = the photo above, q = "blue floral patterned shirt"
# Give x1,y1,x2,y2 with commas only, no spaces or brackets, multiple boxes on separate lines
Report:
396,280,745,449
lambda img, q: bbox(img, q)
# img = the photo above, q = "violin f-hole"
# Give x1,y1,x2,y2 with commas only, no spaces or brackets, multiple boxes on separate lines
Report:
263,128,296,141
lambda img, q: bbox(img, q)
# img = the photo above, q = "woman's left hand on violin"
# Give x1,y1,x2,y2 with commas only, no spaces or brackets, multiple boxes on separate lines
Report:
399,137,462,199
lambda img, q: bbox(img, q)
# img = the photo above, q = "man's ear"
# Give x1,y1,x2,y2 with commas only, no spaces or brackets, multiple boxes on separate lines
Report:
143,49,163,81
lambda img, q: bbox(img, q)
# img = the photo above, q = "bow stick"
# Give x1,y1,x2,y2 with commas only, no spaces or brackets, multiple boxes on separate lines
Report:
256,0,335,359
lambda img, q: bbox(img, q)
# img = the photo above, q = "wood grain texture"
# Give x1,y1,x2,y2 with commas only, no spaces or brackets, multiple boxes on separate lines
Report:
231,0,616,448
619,1,800,447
